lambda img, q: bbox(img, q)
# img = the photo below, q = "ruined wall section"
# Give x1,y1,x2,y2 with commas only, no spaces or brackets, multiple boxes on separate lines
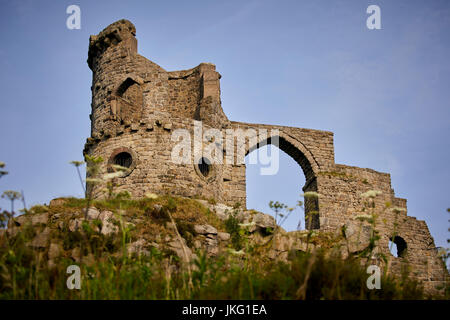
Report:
85,118,226,202
167,68,202,120
378,213,446,293
314,163,446,292
166,63,228,127
222,121,335,214
316,164,400,231
88,19,169,139
221,163,246,208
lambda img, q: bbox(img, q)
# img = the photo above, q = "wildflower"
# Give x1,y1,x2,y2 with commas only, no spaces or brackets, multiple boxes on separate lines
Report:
84,155,104,163
111,164,130,172
360,190,382,198
1,190,22,201
2,190,22,213
69,160,84,167
228,248,245,256
85,178,103,184
391,207,407,213
355,214,373,222
302,191,319,198
309,230,318,237
145,193,158,199
103,171,125,180
238,221,256,228
116,190,131,199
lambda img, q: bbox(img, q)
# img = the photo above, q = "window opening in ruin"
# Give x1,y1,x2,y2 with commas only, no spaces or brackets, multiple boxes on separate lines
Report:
113,152,133,168
246,144,307,231
389,236,407,258
198,157,211,177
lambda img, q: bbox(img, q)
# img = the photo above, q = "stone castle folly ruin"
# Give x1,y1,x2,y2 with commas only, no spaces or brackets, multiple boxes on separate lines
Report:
83,20,447,291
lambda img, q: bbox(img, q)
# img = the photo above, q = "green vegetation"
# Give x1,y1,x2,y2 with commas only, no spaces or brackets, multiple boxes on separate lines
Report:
225,211,243,250
0,219,429,299
0,160,448,300
0,195,445,300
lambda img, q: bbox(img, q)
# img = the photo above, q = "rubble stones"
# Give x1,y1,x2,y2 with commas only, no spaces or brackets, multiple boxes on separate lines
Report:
127,238,150,256
83,207,100,220
217,232,230,241
49,198,67,207
194,224,217,235
48,243,62,260
167,238,193,262
29,227,50,248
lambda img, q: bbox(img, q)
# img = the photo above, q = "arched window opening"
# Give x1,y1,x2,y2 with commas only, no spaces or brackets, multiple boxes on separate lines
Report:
246,144,307,231
111,78,143,123
116,78,138,98
198,157,211,177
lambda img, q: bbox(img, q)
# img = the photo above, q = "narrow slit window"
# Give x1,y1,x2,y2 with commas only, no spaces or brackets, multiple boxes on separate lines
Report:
198,157,211,177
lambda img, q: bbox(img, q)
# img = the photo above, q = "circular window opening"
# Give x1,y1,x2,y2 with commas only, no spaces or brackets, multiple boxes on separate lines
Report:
107,148,137,178
389,236,407,258
198,157,211,177
113,152,133,168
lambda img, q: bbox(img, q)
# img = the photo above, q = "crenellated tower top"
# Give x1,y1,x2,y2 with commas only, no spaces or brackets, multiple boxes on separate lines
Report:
88,19,137,70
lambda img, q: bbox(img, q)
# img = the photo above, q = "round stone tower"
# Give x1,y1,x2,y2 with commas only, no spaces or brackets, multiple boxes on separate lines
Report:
87,19,166,137
84,19,230,201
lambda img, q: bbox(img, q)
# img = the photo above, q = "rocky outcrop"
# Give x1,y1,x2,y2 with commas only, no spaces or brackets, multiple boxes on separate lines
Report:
2,197,447,295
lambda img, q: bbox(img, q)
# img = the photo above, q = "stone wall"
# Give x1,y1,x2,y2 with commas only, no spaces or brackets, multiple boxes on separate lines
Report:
84,20,448,292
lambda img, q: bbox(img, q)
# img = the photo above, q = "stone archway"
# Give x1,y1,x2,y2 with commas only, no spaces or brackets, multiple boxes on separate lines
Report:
244,132,320,229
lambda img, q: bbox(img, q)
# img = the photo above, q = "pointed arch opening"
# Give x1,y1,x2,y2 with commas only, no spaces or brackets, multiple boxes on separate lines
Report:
110,77,143,124
245,135,320,230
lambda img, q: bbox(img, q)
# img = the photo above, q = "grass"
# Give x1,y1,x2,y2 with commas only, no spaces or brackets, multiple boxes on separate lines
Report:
0,195,446,300
0,158,447,299
0,237,428,299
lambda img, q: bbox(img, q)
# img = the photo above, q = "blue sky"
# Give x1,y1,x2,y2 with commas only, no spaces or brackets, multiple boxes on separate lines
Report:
0,0,449,249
